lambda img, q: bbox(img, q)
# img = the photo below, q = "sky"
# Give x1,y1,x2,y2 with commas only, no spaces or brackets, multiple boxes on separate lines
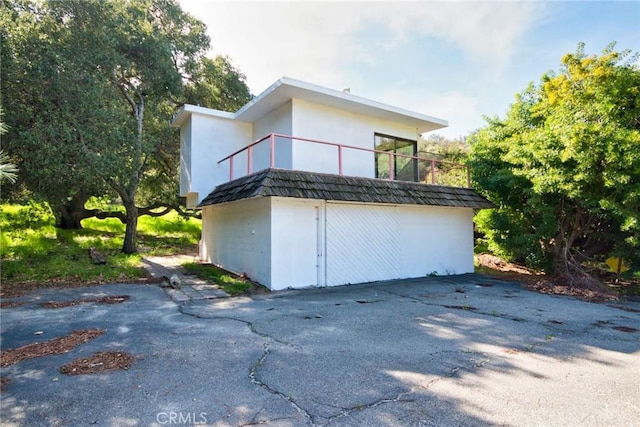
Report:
177,1,640,139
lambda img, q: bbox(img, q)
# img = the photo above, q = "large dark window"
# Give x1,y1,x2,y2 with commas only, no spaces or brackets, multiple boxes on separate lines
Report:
374,133,418,181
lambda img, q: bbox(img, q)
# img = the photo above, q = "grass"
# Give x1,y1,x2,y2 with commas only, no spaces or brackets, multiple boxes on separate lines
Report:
1,202,201,293
181,262,261,296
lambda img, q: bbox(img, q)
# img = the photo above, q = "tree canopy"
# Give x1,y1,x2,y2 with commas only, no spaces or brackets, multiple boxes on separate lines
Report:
469,43,640,285
1,0,251,252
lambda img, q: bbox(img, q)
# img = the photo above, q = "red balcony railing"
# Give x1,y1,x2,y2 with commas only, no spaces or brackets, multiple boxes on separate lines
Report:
218,133,470,188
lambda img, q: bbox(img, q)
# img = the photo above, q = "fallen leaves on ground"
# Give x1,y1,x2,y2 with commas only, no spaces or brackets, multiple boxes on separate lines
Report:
475,253,634,302
59,351,134,375
0,301,25,309
0,329,104,367
0,276,158,298
40,295,129,309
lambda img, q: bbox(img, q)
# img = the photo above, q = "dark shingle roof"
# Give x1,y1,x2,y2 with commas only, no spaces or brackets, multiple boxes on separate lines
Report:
199,169,494,209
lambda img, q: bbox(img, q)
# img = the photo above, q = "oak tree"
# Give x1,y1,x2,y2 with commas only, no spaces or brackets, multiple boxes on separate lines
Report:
1,0,251,252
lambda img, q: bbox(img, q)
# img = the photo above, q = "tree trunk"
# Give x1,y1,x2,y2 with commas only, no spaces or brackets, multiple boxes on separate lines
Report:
121,196,138,254
114,81,144,254
552,238,571,279
54,193,91,229
550,208,603,289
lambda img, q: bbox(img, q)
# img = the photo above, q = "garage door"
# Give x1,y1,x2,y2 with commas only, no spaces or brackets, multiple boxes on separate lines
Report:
325,203,401,286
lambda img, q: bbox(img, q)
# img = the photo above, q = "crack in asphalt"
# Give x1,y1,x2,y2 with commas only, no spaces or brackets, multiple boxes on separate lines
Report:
239,415,298,426
178,305,295,347
176,291,638,425
322,389,416,425
383,288,570,336
323,352,490,426
180,302,495,426
179,304,311,424
178,296,506,425
249,342,314,426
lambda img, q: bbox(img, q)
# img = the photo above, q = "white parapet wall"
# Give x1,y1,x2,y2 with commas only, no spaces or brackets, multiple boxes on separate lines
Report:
176,106,253,208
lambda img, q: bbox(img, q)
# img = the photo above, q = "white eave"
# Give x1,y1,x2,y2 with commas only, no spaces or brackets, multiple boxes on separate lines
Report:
172,104,235,127
173,77,448,133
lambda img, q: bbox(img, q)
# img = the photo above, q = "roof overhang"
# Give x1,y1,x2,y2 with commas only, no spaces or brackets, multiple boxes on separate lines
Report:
173,77,448,134
235,77,448,133
172,104,235,127
199,169,494,209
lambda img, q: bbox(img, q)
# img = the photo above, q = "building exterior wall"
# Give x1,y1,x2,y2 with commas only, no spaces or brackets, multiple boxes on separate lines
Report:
252,101,293,171
291,99,421,177
180,98,431,207
200,197,272,287
179,118,192,197
180,112,253,207
398,205,474,276
200,196,475,291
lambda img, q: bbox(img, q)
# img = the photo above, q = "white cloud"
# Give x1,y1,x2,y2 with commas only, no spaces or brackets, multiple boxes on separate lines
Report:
178,1,368,92
379,88,480,138
179,1,544,93
406,2,544,64
177,0,545,138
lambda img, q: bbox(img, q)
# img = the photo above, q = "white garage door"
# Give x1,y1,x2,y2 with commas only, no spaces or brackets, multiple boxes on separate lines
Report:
325,203,401,287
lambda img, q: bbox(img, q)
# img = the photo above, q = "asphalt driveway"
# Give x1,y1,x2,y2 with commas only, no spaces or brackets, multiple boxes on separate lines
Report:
1,275,639,426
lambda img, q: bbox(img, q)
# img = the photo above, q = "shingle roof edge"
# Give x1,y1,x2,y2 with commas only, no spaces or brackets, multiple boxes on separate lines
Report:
198,169,495,209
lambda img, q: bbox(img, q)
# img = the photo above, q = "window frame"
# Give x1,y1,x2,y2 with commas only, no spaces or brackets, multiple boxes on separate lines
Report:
374,133,418,181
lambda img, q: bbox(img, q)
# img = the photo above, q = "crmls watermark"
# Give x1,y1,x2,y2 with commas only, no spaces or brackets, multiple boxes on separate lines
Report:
156,411,207,425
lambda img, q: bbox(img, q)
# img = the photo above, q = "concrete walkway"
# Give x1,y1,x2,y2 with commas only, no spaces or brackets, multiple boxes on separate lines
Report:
141,254,229,301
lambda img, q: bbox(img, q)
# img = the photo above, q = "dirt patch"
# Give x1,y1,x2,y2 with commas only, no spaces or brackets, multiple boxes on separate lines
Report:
0,329,104,367
444,305,478,311
608,305,640,313
0,276,158,298
0,301,25,309
59,351,134,375
476,254,538,276
40,295,129,309
0,377,11,392
612,326,638,333
523,280,617,302
475,254,624,302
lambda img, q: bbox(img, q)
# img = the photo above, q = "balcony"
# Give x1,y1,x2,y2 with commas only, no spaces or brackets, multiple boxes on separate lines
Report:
218,133,471,188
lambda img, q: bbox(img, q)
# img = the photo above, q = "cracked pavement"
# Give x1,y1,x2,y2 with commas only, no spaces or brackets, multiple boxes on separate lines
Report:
1,275,639,426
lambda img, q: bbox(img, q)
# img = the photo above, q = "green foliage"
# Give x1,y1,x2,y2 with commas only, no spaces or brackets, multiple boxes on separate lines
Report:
418,134,471,187
419,134,470,164
469,42,640,278
181,262,257,295
183,55,252,111
1,203,200,286
0,0,250,251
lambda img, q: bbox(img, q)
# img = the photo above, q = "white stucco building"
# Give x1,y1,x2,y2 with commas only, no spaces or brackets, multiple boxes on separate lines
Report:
173,77,492,290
